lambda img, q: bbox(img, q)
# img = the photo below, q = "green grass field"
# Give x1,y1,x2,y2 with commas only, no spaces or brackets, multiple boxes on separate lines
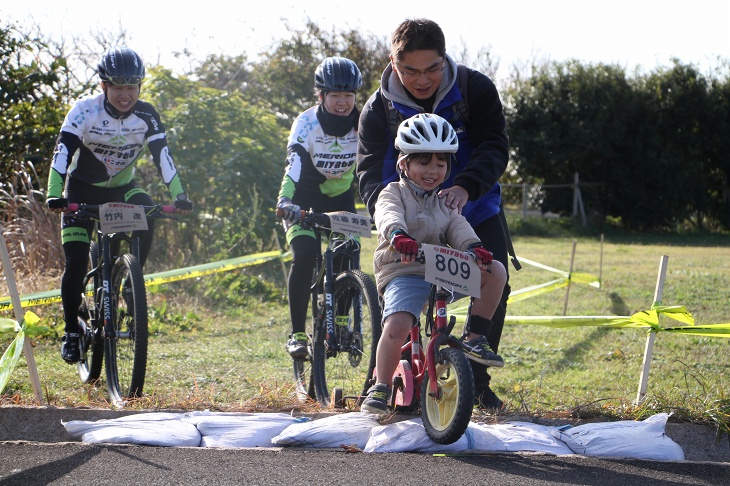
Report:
2,224,729,428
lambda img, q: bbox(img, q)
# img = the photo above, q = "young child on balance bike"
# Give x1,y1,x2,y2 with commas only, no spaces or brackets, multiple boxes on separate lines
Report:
361,113,507,414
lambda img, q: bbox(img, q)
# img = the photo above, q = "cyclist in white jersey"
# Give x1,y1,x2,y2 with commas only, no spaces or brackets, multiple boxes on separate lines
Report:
276,57,362,358
46,46,193,364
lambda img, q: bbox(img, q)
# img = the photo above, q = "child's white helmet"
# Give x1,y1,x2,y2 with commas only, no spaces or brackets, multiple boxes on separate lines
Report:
395,113,458,154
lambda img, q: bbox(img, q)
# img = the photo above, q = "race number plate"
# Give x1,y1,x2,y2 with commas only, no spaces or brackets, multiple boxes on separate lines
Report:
99,203,148,234
422,244,480,298
326,211,372,238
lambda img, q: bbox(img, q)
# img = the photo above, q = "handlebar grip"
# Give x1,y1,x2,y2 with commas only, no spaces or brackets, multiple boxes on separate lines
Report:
275,208,306,220
67,203,79,211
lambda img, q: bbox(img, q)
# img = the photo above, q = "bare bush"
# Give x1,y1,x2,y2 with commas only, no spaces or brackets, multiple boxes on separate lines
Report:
0,161,62,296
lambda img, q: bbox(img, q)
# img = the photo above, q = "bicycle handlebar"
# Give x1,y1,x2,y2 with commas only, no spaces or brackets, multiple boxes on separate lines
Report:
275,208,331,229
66,203,178,214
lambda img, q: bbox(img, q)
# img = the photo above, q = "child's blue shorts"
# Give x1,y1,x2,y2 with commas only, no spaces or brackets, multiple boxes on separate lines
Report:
382,275,466,322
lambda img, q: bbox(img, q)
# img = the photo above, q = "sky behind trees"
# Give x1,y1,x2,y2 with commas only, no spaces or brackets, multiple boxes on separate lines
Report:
3,0,729,83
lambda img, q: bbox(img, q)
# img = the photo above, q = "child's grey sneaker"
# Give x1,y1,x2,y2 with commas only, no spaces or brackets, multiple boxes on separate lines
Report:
462,336,504,367
361,383,391,414
287,332,309,359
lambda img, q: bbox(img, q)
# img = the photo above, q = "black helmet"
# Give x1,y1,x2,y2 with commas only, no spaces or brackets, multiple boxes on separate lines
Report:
314,57,362,92
98,47,146,85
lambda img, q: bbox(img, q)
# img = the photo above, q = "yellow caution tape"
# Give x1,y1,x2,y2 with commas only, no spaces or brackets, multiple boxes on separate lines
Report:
0,250,285,311
450,303,729,337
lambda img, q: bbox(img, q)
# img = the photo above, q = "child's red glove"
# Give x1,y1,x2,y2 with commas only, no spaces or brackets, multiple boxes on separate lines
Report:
390,231,418,256
471,246,493,266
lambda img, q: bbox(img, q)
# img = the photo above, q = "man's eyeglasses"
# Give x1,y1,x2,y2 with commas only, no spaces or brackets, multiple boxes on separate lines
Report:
396,62,445,80
106,76,143,86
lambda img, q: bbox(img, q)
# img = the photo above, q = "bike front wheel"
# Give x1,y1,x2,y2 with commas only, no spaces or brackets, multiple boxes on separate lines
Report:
421,347,475,445
105,253,148,407
312,269,381,407
78,240,103,384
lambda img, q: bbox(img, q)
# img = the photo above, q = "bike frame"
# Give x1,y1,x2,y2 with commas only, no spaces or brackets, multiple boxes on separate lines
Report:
395,287,466,406
310,225,360,354
93,232,134,337
80,207,156,341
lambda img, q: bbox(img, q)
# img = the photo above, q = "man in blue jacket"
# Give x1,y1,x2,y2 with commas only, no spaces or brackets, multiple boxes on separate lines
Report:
357,18,512,410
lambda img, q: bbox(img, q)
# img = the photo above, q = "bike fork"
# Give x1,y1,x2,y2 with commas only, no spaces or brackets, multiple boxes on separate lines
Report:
426,291,449,396
101,234,114,340
322,246,335,352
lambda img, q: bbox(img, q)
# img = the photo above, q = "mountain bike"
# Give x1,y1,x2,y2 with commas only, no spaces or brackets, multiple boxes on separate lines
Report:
277,209,382,406
379,245,479,444
67,202,179,407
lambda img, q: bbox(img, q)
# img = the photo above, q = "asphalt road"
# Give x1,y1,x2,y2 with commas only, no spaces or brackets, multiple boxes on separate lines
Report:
1,441,729,485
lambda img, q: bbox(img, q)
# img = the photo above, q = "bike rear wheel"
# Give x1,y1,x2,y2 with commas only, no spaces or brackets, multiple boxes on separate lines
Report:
105,253,148,407
312,269,381,407
421,347,475,444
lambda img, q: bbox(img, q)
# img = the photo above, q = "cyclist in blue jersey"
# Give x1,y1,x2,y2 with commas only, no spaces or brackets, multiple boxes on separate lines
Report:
276,57,362,359
46,46,193,364
357,19,513,410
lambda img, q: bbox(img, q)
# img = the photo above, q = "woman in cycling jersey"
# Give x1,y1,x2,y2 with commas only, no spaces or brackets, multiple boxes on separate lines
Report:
275,57,362,359
46,46,193,364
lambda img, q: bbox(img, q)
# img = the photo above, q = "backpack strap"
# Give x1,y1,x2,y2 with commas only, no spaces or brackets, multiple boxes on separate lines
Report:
381,94,404,144
453,64,470,127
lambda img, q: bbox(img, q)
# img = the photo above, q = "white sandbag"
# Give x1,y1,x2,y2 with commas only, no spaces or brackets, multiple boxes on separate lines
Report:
470,422,574,455
364,417,472,453
550,413,685,461
63,412,201,447
272,412,380,449
63,412,194,440
190,412,296,448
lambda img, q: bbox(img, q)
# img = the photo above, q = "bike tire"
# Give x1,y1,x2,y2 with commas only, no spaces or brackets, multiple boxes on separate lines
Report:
421,347,475,445
105,253,148,407
78,240,103,384
312,269,381,406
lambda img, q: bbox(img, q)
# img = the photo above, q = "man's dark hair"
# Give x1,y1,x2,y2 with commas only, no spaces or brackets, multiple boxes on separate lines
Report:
390,18,446,61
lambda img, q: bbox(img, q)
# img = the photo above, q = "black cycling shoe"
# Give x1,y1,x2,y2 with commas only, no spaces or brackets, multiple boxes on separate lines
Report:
61,332,81,364
475,385,504,411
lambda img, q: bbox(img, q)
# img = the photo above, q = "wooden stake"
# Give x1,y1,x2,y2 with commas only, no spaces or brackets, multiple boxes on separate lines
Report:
563,240,577,316
635,255,669,405
0,227,44,404
599,233,604,289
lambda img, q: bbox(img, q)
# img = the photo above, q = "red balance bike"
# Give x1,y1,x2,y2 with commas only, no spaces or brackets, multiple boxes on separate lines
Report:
381,244,485,444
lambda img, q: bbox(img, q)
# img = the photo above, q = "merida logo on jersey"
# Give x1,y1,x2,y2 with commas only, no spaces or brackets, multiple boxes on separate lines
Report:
329,140,343,153
313,152,355,160
109,134,127,146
